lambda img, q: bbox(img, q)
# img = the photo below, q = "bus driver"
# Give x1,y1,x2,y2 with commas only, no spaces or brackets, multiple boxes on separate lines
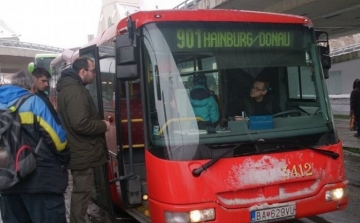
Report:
235,78,281,119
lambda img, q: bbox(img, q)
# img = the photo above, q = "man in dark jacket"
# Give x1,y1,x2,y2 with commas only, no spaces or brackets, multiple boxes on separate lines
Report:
0,71,69,223
350,79,360,137
237,79,281,118
56,56,110,223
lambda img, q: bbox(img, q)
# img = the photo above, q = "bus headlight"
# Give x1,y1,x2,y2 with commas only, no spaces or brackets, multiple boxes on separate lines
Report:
325,188,344,201
164,208,215,223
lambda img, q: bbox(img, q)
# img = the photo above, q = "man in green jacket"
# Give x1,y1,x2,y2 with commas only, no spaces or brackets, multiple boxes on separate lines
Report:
56,56,110,223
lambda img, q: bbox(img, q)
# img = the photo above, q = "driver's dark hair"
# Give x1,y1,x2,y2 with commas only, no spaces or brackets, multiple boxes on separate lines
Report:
254,78,269,91
72,57,93,74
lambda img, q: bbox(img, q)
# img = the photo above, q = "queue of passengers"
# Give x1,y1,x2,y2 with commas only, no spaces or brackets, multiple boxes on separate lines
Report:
0,57,110,223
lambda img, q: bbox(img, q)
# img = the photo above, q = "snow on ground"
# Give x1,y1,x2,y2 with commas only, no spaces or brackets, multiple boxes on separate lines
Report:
329,94,350,99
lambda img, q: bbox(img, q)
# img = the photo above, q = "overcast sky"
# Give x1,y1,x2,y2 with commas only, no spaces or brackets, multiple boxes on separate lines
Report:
0,0,182,49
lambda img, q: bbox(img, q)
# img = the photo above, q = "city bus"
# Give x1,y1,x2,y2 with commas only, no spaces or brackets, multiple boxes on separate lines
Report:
28,53,59,74
69,9,348,223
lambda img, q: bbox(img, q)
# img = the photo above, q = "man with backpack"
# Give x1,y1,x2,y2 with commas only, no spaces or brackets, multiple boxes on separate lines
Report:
0,71,69,223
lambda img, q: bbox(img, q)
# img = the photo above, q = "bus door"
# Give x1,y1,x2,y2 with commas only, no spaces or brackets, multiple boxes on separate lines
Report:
79,45,114,215
112,33,146,215
95,44,129,210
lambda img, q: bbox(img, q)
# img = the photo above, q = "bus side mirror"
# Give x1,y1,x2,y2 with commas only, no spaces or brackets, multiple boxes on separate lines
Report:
116,34,139,80
315,30,331,79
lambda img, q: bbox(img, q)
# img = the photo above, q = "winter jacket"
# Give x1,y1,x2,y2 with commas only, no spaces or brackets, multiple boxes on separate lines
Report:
190,85,219,124
350,87,360,119
56,68,108,170
36,90,61,124
0,85,69,194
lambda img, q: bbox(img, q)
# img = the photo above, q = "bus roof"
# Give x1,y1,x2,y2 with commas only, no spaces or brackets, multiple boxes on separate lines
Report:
35,53,60,58
73,9,313,61
50,49,76,68
92,9,311,47
116,9,312,33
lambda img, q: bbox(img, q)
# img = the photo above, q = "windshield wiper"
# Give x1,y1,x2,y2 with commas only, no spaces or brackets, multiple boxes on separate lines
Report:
259,140,339,160
192,140,339,178
192,143,243,177
192,140,277,177
306,146,339,159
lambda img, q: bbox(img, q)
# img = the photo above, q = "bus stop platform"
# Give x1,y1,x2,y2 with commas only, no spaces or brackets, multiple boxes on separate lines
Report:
335,118,360,150
331,96,360,150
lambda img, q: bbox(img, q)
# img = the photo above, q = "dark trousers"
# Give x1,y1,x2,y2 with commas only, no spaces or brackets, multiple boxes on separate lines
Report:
70,168,94,223
355,115,360,134
0,193,66,223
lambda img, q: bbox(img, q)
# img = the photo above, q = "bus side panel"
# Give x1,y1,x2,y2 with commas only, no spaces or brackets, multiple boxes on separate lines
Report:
104,109,125,208
108,153,123,207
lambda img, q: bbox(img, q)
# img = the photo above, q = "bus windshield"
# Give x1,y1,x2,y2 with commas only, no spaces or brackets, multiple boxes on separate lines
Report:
141,22,335,161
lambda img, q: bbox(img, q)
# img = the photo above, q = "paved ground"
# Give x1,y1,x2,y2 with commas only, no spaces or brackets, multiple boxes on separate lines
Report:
330,97,360,149
330,97,351,115
335,118,360,148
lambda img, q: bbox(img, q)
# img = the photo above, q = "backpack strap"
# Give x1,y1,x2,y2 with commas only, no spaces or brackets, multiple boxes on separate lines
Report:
34,137,43,154
9,94,34,112
0,95,29,136
10,93,43,154
0,111,13,135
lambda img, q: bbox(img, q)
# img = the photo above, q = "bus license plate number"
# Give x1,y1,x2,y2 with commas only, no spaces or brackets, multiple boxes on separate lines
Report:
250,204,296,222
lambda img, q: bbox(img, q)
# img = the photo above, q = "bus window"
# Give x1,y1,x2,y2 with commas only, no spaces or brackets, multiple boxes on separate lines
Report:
142,21,334,161
99,58,116,110
288,66,317,100
286,66,320,115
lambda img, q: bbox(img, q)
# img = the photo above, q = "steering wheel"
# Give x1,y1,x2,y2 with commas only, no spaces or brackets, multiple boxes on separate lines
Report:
273,110,308,118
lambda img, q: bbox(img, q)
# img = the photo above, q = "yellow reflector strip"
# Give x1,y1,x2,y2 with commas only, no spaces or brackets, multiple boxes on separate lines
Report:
121,119,143,123
122,144,144,149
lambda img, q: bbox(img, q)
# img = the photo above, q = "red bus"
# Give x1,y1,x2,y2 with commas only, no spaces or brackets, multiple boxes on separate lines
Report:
59,9,348,223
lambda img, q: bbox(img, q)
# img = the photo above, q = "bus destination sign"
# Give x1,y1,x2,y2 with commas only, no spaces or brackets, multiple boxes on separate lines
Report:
175,29,294,50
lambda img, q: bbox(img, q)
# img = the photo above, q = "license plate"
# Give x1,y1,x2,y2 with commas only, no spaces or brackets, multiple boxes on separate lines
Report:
250,204,296,222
